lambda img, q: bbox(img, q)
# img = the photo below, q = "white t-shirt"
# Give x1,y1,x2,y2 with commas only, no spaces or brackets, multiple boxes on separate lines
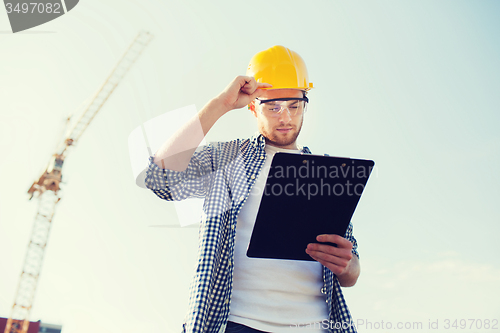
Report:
228,144,328,333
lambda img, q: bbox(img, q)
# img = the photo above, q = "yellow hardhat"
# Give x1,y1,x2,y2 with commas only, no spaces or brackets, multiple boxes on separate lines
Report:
246,45,313,91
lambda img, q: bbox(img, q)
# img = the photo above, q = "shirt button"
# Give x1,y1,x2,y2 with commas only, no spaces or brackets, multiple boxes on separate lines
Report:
231,225,235,230
250,175,255,179
239,196,245,201
260,156,264,159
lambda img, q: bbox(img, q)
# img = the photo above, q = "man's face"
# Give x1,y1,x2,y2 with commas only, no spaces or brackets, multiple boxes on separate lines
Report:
251,89,305,150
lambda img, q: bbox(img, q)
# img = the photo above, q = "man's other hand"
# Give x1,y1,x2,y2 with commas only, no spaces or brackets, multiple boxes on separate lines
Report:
306,234,360,287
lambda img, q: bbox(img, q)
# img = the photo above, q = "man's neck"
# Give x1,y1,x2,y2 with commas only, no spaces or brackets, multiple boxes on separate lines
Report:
264,138,298,150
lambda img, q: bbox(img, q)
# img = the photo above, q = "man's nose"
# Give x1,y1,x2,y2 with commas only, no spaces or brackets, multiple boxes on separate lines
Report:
278,107,292,123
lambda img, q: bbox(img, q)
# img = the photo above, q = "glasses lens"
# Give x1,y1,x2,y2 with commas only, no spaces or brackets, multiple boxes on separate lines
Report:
261,99,306,117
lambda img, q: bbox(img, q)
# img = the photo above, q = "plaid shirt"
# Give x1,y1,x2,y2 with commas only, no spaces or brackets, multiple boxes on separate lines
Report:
145,133,359,333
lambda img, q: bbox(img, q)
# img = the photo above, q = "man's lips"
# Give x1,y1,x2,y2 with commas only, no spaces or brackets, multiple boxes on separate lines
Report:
276,127,293,133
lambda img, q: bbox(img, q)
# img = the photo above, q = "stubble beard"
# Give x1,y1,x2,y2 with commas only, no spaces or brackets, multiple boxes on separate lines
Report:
261,117,304,149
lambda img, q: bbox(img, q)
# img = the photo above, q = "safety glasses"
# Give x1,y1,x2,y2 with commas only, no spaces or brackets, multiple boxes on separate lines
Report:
255,97,309,118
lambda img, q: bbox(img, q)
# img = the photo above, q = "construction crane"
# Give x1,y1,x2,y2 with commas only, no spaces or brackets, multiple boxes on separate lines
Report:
4,30,154,333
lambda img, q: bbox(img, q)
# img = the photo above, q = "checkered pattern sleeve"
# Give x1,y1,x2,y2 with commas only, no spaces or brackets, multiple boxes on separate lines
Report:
144,144,215,201
344,222,359,259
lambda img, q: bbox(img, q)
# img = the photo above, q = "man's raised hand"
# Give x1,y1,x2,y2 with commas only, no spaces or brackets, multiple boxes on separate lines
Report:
216,76,272,113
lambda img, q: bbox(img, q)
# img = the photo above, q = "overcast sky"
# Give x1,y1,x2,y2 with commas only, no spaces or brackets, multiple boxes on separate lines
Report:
1,1,499,332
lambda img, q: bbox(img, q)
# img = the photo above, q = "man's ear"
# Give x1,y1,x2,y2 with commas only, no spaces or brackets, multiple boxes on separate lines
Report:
249,101,257,117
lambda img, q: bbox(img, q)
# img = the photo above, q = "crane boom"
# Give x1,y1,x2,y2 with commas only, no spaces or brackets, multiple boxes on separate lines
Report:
5,30,154,333
58,30,154,157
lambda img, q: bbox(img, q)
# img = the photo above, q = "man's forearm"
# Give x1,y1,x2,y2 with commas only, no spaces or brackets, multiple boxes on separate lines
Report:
337,255,360,287
153,97,227,171
153,76,269,171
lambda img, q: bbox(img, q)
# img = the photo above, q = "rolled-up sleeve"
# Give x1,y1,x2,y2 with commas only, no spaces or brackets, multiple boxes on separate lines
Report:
344,222,359,259
144,144,214,201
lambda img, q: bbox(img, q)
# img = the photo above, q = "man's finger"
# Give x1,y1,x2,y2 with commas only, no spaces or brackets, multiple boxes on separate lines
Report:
241,78,272,94
248,88,268,100
308,243,353,260
306,248,350,267
257,82,273,88
307,252,347,275
240,76,256,88
241,81,257,94
316,234,353,249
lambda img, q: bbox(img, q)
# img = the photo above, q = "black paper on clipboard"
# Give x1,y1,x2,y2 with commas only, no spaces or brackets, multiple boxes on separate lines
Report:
246,152,374,261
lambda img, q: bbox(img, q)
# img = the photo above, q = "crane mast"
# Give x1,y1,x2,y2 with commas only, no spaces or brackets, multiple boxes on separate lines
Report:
4,31,153,333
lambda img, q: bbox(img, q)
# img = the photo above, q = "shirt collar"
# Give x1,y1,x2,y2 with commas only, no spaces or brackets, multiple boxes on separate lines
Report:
250,132,311,154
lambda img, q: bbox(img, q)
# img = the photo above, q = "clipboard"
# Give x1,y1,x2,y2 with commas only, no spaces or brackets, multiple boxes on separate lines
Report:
246,152,374,261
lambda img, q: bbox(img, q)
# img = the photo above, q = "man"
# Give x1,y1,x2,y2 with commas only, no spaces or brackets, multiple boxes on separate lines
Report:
145,46,360,333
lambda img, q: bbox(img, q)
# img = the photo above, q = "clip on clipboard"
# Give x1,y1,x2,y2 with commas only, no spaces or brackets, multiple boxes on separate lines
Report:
246,152,374,261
